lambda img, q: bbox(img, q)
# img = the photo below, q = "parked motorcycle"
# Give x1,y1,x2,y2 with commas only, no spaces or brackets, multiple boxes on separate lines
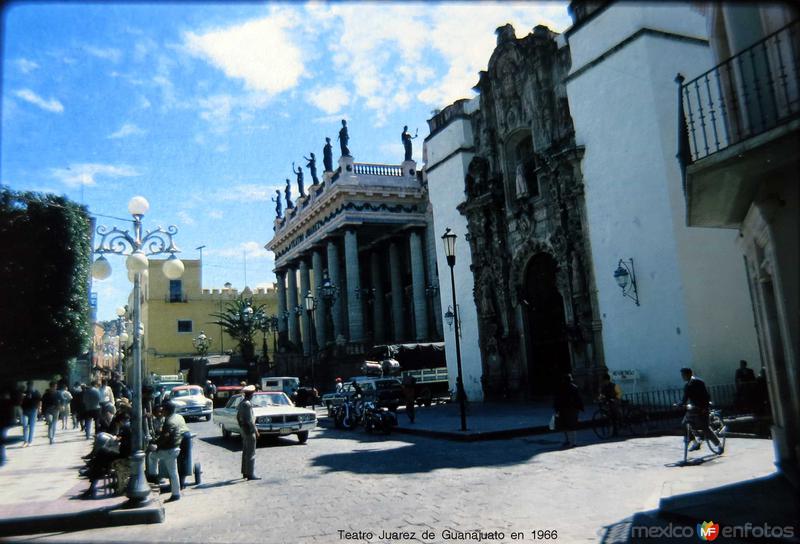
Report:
362,401,397,434
332,395,363,430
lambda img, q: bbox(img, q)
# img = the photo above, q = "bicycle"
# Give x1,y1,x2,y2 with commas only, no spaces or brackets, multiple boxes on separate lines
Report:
592,399,649,439
677,403,727,463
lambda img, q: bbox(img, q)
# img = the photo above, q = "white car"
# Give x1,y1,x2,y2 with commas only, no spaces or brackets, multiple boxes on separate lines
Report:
213,391,316,444
165,385,213,421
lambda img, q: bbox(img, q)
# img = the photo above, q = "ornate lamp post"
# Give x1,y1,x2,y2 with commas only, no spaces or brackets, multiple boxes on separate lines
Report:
319,271,338,345
91,195,184,506
193,331,212,357
304,291,317,400
116,306,129,376
441,228,467,432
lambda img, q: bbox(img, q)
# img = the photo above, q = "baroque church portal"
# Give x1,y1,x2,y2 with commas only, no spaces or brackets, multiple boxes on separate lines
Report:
451,24,604,399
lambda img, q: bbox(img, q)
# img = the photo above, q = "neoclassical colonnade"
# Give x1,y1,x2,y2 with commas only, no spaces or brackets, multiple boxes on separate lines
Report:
274,228,441,355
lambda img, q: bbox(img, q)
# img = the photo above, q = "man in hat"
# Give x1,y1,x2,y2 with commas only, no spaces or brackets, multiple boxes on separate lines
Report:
237,385,260,481
152,401,188,502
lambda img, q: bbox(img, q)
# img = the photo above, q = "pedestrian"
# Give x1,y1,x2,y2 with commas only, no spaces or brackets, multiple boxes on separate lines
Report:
204,380,216,399
237,385,260,481
71,382,83,429
41,381,60,444
99,379,115,411
58,382,72,430
0,385,15,466
12,385,23,428
597,373,622,436
734,359,756,412
402,374,417,423
82,381,102,440
20,381,41,447
150,401,188,502
553,373,584,448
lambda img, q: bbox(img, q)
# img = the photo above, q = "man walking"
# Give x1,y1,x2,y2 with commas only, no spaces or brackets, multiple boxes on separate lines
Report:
41,381,60,444
237,385,260,481
152,401,188,502
20,381,41,447
82,381,102,440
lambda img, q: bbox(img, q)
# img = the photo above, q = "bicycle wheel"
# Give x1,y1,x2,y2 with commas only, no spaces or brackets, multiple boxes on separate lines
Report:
625,406,649,437
707,413,726,454
592,409,614,439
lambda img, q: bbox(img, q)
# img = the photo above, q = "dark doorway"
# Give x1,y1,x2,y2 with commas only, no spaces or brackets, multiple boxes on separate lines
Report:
523,253,571,396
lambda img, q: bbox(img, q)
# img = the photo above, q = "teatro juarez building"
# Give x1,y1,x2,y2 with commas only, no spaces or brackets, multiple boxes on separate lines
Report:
266,125,443,382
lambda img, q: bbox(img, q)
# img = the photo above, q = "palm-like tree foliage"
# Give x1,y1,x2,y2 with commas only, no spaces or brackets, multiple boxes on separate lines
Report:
209,296,267,362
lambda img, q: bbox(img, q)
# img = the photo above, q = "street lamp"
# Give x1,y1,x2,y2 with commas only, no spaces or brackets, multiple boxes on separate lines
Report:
613,258,640,306
441,227,467,431
304,291,317,401
319,270,338,344
91,195,183,506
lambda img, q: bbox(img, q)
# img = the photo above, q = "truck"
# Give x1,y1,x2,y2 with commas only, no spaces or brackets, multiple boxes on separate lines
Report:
369,343,449,407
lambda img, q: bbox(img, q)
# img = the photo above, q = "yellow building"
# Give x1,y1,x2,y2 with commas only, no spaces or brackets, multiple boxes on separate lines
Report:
139,259,278,375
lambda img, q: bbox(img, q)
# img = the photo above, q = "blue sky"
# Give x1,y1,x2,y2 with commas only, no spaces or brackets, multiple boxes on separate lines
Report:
1,1,570,322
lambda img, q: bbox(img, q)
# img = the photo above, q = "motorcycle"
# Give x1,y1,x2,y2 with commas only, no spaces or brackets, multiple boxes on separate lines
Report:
332,395,363,430
362,401,397,435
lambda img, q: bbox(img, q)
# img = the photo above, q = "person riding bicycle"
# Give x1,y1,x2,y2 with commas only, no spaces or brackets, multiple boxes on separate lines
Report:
678,367,722,452
598,373,622,436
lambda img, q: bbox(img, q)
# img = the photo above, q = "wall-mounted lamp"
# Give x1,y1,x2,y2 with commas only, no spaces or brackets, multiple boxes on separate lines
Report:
613,258,640,306
444,306,455,330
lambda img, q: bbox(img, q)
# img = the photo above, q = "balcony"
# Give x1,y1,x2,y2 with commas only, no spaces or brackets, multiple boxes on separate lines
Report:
678,20,800,227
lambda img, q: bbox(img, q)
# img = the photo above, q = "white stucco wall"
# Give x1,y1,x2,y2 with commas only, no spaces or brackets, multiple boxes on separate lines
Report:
566,4,760,391
424,103,484,401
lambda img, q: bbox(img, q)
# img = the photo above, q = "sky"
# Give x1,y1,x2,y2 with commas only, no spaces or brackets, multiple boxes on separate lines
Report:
1,1,571,323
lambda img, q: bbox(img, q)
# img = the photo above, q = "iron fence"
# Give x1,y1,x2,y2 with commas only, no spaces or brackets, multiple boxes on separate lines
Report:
677,19,800,169
622,383,737,431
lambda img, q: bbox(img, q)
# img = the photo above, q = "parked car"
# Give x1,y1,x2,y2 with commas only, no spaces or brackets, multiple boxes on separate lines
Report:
213,391,316,444
163,385,213,421
260,376,300,397
324,377,403,412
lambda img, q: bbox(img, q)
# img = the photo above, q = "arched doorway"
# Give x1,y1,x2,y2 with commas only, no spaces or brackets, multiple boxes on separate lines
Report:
523,253,571,396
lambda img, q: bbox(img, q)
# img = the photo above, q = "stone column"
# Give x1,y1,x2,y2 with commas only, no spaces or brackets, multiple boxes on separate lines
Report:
286,266,300,348
312,249,327,347
370,251,386,344
327,240,344,341
299,259,311,356
389,241,405,341
344,229,364,342
409,231,429,341
276,270,288,335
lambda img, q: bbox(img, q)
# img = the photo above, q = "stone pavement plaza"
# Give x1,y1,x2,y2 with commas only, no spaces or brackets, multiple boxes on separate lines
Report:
0,416,785,544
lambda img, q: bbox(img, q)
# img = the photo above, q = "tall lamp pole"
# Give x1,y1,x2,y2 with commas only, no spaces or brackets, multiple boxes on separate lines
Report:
91,196,184,506
441,228,467,431
304,291,317,403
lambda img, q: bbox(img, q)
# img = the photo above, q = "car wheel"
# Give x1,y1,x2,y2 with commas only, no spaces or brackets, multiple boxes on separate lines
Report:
204,414,212,422
297,431,309,444
221,425,231,439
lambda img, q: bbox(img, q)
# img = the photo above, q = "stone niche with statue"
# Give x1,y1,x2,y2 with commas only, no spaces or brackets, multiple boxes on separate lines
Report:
457,23,605,399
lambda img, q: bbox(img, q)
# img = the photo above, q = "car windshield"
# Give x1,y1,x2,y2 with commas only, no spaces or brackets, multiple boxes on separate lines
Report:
376,380,400,389
172,387,202,398
251,393,292,407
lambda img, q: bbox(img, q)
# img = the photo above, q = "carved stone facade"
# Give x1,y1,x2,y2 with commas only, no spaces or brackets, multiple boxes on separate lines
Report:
457,24,604,398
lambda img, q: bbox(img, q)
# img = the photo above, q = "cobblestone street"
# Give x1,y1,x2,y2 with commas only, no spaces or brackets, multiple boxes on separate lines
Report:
3,417,777,544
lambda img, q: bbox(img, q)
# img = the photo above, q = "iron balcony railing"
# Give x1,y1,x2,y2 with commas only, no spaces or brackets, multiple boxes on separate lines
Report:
677,19,800,177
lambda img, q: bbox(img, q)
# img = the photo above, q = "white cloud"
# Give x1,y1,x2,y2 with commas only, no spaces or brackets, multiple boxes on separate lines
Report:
14,89,64,113
306,85,350,115
138,96,151,109
84,45,122,63
109,123,146,139
211,241,272,261
50,163,140,188
209,210,224,220
17,58,39,73
183,12,305,97
216,184,277,203
177,210,196,226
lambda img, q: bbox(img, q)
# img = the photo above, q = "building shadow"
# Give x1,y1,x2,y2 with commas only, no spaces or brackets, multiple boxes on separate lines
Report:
599,473,799,543
200,434,309,452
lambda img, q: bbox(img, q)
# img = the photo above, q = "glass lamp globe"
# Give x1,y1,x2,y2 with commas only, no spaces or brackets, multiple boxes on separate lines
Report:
92,256,112,280
126,250,149,273
119,332,129,343
116,306,126,317
162,255,185,280
128,196,150,216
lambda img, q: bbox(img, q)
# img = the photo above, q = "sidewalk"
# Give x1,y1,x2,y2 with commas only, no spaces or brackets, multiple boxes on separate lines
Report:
0,420,163,537
318,400,601,441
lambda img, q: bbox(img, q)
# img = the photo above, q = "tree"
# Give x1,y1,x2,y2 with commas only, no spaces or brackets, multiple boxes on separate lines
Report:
0,189,92,381
209,296,267,363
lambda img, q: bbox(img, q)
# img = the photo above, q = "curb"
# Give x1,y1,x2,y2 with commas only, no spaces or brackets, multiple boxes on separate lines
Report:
0,490,164,537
